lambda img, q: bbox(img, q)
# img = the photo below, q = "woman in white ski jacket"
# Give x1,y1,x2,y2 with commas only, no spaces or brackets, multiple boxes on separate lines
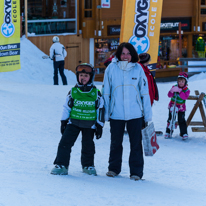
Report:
103,42,152,181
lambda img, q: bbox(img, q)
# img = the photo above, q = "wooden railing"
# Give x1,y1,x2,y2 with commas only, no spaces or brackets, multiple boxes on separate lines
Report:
186,90,206,132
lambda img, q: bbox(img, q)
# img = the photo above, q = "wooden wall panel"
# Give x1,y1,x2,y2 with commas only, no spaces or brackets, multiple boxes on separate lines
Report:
28,35,90,73
101,0,123,20
162,0,193,17
82,19,96,38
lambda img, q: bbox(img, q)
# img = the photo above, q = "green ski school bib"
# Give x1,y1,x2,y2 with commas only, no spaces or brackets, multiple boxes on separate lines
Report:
70,87,98,121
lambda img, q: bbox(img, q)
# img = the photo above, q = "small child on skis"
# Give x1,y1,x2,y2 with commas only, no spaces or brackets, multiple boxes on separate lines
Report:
164,72,190,140
51,63,105,176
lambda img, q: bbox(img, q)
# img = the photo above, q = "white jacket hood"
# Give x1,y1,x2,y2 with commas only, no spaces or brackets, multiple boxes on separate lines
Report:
111,57,136,71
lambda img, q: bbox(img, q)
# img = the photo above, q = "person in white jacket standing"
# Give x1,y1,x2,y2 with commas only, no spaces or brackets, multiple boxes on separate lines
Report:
49,36,67,85
103,42,152,181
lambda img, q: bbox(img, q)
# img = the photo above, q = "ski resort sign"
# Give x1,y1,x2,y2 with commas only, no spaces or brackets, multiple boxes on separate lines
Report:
101,0,110,8
0,0,20,72
120,0,163,71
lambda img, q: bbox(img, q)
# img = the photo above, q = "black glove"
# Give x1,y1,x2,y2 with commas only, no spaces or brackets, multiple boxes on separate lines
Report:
61,120,68,135
95,123,103,139
142,121,148,129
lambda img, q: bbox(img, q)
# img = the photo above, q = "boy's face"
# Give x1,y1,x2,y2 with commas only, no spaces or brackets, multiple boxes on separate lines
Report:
79,73,90,85
178,78,186,88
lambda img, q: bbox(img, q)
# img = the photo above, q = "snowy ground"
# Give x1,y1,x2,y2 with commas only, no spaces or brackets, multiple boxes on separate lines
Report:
0,37,206,206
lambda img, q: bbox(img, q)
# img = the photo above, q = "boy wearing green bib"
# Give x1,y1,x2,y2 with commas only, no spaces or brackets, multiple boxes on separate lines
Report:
51,63,104,176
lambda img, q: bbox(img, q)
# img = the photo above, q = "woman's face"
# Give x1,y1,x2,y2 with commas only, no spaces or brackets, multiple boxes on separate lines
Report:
120,47,132,62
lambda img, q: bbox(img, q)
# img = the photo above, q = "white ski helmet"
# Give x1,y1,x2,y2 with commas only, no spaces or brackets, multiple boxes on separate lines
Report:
53,36,59,43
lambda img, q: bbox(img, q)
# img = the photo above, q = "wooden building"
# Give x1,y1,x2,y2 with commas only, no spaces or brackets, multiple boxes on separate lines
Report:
20,0,206,79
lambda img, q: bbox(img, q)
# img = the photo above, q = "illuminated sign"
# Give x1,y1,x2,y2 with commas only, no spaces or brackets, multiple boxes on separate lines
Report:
160,18,191,32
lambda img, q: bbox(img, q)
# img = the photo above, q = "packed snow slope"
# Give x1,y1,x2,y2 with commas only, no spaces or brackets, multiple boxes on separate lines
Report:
0,37,206,206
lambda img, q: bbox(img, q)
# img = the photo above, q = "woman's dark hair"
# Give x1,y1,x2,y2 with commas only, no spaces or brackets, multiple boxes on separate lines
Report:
115,42,139,63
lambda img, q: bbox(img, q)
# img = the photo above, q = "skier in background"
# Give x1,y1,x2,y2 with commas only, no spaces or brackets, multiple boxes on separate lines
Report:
164,72,190,140
104,51,115,67
138,53,160,134
49,36,67,85
51,63,104,176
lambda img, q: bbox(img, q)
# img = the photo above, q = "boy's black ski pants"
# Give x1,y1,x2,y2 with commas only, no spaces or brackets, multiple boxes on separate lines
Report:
54,124,95,169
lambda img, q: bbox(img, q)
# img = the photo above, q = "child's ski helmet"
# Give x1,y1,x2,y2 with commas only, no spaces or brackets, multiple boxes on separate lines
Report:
75,63,95,84
178,72,188,85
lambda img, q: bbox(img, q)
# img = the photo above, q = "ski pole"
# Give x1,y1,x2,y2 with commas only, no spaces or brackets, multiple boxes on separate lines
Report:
169,92,178,137
42,54,61,59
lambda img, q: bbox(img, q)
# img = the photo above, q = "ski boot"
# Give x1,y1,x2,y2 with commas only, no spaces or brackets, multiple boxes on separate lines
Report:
106,171,117,177
51,165,68,175
83,166,97,176
182,134,188,140
130,175,141,181
164,133,171,139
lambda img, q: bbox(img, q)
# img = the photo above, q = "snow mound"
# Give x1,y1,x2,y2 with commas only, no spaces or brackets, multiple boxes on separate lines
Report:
0,36,76,85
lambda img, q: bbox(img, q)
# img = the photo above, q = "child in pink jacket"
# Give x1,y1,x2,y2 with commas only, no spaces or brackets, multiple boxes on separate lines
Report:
164,72,190,140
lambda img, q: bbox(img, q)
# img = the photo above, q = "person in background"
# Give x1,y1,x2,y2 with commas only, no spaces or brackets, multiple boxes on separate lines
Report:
51,63,104,176
49,36,67,85
164,72,190,140
103,51,115,67
138,53,159,106
103,42,152,181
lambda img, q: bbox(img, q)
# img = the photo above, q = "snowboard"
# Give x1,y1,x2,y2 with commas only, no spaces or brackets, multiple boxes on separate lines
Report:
155,131,163,136
125,130,163,136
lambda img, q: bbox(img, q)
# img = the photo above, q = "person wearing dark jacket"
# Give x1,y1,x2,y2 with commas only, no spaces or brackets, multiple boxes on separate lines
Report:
104,52,115,67
51,63,105,176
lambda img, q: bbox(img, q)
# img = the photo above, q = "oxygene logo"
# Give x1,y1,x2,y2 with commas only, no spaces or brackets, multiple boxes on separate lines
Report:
129,0,150,54
1,0,15,38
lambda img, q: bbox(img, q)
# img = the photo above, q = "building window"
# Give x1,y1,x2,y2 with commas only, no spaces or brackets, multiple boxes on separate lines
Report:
201,0,206,5
201,9,206,14
21,0,77,35
95,38,119,73
84,0,92,17
85,0,92,9
201,0,206,14
159,36,187,66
